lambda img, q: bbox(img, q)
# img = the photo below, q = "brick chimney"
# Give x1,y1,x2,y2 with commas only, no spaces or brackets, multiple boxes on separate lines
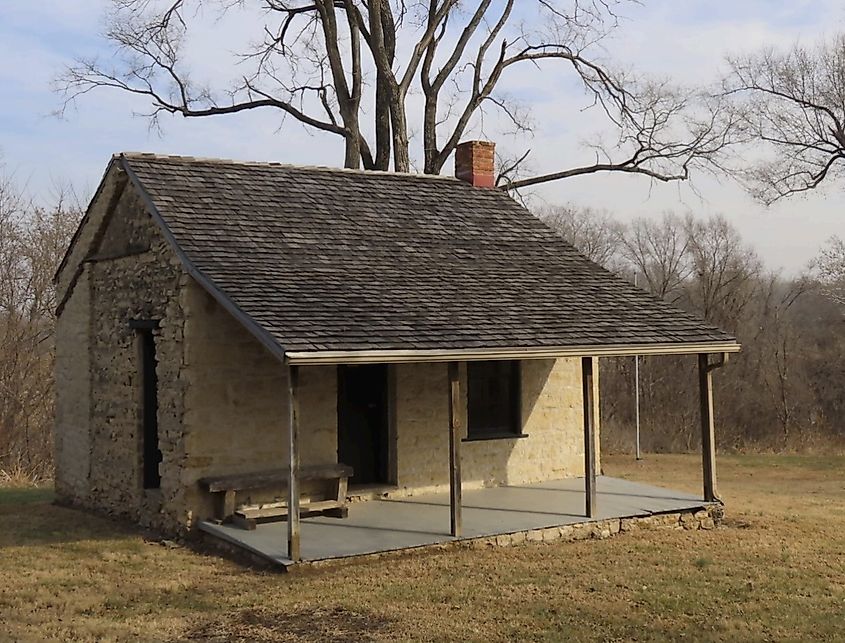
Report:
455,140,495,188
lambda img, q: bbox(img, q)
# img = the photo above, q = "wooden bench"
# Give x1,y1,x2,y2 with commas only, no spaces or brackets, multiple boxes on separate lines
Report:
199,463,353,530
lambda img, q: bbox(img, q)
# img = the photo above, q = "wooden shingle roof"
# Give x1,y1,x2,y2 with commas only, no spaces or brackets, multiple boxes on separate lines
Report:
119,153,739,363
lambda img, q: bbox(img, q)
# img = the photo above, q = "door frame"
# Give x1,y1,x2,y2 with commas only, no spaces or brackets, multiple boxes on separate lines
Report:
336,364,397,487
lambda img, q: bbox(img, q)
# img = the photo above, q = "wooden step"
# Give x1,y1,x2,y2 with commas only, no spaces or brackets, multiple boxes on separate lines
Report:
231,500,347,530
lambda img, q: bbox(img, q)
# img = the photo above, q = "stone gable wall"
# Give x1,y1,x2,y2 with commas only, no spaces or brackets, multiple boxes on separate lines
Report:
55,185,187,531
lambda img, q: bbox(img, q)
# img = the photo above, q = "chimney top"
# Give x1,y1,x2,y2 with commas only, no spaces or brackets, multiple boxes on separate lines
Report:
455,140,495,188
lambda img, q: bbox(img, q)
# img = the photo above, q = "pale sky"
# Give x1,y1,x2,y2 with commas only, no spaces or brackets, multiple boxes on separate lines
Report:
1,1,843,274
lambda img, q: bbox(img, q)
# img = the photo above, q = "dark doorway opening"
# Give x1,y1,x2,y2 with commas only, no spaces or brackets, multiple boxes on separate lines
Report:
337,364,390,486
138,327,161,489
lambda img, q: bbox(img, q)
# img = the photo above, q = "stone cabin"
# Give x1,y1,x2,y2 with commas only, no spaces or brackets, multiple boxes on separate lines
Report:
53,141,739,558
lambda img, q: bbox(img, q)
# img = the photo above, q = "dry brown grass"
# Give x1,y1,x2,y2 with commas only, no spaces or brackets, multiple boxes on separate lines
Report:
0,462,51,487
1,454,843,642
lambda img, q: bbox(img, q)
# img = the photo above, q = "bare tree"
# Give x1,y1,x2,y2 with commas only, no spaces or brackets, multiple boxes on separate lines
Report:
725,34,845,204
537,204,624,269
597,211,815,453
58,0,735,186
683,214,761,327
749,275,813,441
618,213,691,300
815,236,845,306
0,171,80,481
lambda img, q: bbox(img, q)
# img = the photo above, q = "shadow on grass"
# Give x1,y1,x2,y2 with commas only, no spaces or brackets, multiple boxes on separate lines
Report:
0,485,141,548
723,454,845,471
0,486,55,506
179,605,394,643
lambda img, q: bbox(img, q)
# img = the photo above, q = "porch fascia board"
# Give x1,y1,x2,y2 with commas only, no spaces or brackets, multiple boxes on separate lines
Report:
285,341,742,365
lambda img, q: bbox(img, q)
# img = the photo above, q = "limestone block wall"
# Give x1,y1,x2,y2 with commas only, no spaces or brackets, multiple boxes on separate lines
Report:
179,282,338,524
176,351,599,520
394,358,599,495
54,269,91,501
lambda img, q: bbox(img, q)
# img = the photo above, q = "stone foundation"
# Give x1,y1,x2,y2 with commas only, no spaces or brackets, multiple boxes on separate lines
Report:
200,504,725,572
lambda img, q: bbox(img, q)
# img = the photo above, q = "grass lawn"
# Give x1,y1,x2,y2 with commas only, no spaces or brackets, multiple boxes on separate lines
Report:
1,454,843,642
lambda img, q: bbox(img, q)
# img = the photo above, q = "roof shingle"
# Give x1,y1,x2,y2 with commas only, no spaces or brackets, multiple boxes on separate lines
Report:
121,153,736,356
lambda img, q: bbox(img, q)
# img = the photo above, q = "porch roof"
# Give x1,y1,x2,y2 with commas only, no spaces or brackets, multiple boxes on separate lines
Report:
115,153,737,363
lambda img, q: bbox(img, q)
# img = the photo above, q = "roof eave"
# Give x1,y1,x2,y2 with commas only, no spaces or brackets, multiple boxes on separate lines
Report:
119,154,290,365
54,156,125,285
285,341,742,365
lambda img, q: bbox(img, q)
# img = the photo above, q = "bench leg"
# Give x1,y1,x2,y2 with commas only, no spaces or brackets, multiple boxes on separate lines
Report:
232,513,257,531
336,477,348,503
324,476,349,518
323,506,349,519
222,490,236,521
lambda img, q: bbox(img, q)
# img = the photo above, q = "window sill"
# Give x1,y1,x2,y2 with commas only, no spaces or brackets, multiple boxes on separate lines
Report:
462,433,528,443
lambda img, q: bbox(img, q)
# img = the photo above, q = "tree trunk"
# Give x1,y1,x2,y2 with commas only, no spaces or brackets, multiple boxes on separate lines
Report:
422,92,438,174
341,111,362,169
374,80,392,171
390,97,410,173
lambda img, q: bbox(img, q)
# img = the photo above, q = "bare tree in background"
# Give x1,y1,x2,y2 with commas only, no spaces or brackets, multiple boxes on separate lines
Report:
556,208,841,453
538,204,624,269
0,171,80,481
815,236,845,306
683,214,761,328
725,34,845,204
58,0,735,187
747,275,814,442
618,213,691,300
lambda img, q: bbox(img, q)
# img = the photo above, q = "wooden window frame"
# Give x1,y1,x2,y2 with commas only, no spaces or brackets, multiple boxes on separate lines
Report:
464,360,525,442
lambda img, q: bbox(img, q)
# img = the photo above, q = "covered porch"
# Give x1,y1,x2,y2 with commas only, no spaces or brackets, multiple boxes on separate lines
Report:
254,350,732,565
199,474,718,567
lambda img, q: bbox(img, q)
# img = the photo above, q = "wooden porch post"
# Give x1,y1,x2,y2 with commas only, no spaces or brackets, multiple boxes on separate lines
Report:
448,361,462,537
582,357,597,518
287,364,301,562
698,353,719,502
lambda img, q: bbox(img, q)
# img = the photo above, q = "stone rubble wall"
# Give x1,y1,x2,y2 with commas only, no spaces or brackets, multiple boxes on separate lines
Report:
55,185,187,532
54,167,124,304
485,505,723,548
177,294,603,521
54,268,92,501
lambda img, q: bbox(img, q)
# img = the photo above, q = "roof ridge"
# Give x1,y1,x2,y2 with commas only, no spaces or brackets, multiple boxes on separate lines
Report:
118,152,462,182
98,151,737,353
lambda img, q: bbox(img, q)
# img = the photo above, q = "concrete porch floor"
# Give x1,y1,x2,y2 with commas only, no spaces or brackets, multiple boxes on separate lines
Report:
198,476,709,567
